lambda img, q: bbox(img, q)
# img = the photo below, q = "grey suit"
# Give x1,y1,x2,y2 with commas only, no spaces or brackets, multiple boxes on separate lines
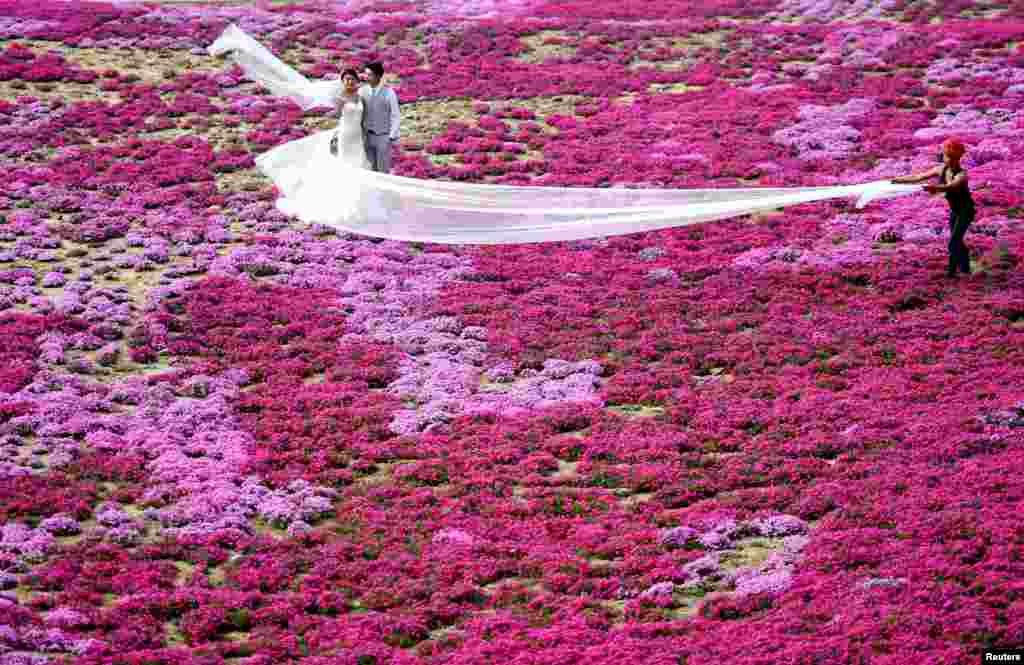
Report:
360,83,400,173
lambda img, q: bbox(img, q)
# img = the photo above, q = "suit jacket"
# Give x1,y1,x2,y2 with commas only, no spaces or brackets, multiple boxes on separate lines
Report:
359,83,400,140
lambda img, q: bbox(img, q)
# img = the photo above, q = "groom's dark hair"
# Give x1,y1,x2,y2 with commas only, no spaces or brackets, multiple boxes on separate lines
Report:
365,62,385,78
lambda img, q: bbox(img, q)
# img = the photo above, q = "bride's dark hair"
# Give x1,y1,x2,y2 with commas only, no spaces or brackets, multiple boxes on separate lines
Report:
341,68,360,81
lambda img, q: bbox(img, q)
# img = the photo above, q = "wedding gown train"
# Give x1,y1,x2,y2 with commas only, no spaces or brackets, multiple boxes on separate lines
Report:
209,24,921,245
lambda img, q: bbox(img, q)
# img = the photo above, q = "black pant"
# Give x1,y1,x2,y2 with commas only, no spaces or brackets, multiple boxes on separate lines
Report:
948,209,974,275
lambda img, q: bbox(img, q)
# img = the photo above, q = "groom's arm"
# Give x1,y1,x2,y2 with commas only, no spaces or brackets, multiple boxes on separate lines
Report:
358,84,370,132
387,89,400,141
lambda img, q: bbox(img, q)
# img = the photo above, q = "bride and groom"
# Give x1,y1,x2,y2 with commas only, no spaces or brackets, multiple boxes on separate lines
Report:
327,63,400,174
250,60,401,225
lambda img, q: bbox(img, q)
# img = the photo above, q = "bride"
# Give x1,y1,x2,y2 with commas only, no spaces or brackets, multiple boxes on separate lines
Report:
253,67,371,224
210,26,372,226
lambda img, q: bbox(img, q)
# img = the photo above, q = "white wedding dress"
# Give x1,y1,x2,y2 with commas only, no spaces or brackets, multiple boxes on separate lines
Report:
254,95,372,225
210,24,922,245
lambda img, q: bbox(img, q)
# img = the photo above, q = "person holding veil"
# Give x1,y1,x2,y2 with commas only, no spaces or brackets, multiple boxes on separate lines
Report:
891,137,977,278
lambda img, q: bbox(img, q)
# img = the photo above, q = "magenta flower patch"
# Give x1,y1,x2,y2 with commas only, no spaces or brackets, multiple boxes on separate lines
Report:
0,1,1023,664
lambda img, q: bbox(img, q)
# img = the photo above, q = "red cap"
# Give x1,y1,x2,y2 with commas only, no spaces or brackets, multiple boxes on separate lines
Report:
942,137,966,158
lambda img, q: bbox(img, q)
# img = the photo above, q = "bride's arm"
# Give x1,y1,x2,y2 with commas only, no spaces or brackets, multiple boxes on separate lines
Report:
320,81,344,131
306,78,343,111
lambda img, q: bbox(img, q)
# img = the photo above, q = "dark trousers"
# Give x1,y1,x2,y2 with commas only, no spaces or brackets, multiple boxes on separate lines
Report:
948,209,974,275
364,131,393,173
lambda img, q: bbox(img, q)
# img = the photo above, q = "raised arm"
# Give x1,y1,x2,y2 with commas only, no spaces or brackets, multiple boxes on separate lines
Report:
891,165,941,185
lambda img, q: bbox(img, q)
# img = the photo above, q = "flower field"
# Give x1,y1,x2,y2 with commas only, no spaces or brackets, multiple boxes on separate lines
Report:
2,0,1024,663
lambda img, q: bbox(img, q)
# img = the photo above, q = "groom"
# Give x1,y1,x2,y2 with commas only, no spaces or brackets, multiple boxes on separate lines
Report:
360,62,400,173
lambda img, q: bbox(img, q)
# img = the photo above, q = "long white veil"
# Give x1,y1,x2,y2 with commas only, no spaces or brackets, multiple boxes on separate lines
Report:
317,167,917,244
210,24,341,109
209,25,920,245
